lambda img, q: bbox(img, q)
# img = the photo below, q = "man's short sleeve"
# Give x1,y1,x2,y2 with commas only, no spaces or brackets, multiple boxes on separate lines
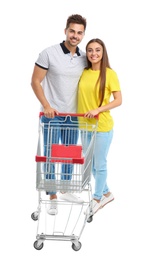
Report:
35,49,49,69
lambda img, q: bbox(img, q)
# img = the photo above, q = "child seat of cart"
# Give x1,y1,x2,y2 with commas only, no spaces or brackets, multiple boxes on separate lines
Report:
51,144,84,164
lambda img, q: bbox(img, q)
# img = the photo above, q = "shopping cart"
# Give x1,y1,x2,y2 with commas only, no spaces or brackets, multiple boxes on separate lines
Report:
31,113,98,251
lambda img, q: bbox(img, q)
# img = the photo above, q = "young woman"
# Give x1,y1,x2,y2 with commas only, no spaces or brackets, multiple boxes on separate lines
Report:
77,38,122,215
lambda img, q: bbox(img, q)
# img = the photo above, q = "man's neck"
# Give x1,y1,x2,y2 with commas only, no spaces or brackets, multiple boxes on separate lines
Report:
64,41,77,55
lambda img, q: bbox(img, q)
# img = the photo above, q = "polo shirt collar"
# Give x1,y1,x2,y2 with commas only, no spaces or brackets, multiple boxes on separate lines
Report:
60,41,81,56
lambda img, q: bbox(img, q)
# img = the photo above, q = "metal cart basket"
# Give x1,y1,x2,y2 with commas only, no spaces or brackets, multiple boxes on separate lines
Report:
31,113,97,251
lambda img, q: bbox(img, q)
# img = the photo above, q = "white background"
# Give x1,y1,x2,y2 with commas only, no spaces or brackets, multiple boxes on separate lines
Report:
1,0,149,259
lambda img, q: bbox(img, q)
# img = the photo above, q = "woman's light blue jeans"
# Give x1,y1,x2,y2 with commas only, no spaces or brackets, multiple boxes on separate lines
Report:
86,129,113,200
41,115,78,195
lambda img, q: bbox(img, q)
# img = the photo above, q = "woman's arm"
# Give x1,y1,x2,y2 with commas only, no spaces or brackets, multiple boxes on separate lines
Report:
85,91,122,117
98,91,122,113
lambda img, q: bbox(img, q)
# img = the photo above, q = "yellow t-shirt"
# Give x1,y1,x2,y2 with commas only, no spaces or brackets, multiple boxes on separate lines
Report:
77,68,121,132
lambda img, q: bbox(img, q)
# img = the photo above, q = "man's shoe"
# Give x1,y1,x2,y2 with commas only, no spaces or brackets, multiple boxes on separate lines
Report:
59,192,84,203
47,199,58,215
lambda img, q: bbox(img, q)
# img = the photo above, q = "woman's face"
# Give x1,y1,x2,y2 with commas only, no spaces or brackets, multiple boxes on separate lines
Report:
86,42,103,66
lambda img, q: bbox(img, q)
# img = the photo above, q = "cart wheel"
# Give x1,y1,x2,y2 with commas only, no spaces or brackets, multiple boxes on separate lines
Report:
87,215,93,223
72,241,82,251
33,240,44,250
31,212,38,221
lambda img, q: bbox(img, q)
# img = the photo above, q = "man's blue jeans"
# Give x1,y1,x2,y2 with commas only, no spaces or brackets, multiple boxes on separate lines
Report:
41,115,78,195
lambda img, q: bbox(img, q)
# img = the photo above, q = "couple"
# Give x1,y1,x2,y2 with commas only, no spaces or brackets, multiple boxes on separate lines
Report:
31,14,122,215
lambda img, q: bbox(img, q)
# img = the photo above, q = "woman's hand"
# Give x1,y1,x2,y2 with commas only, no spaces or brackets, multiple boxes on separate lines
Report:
84,108,99,118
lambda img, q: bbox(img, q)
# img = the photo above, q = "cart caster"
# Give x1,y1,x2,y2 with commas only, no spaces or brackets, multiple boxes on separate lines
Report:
72,241,82,251
31,212,38,221
33,240,44,250
87,215,93,223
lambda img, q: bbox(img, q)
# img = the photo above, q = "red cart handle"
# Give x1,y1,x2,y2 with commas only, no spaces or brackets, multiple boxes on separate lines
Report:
39,112,99,119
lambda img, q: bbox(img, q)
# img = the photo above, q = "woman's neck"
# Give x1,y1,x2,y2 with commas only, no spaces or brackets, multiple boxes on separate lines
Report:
91,63,100,71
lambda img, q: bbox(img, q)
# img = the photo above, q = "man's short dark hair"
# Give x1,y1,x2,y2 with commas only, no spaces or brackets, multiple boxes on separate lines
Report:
66,14,87,31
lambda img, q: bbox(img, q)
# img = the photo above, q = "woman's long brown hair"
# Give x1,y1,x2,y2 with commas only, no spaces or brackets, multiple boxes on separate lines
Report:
86,38,111,107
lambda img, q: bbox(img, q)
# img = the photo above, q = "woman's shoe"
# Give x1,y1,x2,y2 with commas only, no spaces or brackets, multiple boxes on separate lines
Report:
101,193,114,207
85,199,102,216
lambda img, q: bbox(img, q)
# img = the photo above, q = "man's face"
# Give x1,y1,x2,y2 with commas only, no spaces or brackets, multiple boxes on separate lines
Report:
65,23,85,47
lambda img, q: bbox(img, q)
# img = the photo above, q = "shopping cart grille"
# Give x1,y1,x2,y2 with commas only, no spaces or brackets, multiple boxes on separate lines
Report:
35,117,97,193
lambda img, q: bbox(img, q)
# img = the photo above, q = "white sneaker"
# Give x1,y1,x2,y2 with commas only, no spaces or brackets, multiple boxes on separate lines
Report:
85,199,102,216
59,193,84,203
101,193,114,207
47,199,58,215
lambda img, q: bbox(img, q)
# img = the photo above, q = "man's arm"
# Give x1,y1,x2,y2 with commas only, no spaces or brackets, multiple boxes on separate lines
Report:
31,65,58,117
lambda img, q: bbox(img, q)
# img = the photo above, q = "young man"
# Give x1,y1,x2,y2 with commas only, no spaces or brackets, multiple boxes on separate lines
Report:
31,14,87,215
